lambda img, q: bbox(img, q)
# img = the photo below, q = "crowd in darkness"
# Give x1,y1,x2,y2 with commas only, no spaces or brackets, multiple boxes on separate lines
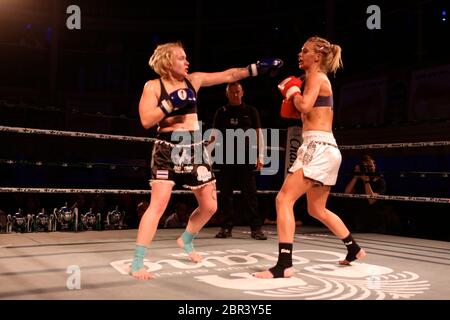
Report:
1,1,448,130
0,1,449,239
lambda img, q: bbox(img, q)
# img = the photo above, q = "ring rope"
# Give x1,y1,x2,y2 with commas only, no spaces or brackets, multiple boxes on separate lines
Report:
342,171,450,178
329,192,450,204
338,141,450,150
0,158,146,170
0,187,449,204
0,100,138,122
2,125,450,150
2,125,449,203
2,158,448,177
0,125,153,143
0,125,281,150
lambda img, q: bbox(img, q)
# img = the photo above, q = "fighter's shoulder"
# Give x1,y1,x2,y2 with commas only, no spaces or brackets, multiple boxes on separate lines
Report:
306,73,330,92
307,72,327,83
185,74,202,91
143,79,161,94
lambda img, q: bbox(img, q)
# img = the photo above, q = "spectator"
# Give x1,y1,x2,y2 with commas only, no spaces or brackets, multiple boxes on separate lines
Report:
344,154,393,232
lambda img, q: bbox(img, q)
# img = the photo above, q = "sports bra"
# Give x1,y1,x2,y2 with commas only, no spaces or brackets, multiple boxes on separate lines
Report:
299,76,333,109
159,78,198,119
314,95,333,108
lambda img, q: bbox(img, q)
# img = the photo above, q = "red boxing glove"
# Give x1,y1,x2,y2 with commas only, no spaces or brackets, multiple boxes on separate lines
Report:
278,76,302,99
280,98,301,119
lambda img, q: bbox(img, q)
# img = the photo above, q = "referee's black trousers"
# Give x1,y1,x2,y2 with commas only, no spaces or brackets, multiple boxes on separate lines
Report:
216,164,262,231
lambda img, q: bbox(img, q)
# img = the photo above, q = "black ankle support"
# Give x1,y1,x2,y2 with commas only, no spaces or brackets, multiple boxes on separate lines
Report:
342,234,361,262
269,265,291,278
269,243,293,278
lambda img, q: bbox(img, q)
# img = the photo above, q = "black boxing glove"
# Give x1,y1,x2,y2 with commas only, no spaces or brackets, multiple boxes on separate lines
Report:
247,58,284,77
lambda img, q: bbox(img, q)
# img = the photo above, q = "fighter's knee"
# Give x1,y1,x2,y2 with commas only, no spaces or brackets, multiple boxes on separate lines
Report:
307,206,325,219
276,192,294,208
202,202,217,216
210,202,218,215
275,192,285,206
145,204,169,218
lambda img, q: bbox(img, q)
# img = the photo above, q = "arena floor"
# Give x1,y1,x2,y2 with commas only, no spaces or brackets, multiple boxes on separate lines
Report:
1,226,449,300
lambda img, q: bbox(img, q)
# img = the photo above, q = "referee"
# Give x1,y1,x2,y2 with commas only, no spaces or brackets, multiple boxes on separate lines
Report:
210,82,267,240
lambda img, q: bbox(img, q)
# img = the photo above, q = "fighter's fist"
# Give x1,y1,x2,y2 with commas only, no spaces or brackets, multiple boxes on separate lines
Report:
280,98,301,119
247,58,284,77
159,88,196,115
278,76,302,99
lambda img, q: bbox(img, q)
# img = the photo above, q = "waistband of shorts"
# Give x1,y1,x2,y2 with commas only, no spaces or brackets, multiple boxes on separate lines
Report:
156,130,204,146
302,130,337,146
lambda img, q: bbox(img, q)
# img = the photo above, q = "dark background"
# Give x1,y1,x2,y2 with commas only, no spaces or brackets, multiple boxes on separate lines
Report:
0,0,449,239
1,0,449,129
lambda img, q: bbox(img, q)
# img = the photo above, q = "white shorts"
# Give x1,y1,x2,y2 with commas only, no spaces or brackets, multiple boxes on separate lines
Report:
288,130,342,186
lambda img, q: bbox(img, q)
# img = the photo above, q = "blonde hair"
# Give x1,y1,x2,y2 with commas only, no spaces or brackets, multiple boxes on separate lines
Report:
148,41,184,78
307,36,343,76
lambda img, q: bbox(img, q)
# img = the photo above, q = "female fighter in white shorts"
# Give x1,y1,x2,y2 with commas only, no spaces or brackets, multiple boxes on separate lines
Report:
254,36,366,279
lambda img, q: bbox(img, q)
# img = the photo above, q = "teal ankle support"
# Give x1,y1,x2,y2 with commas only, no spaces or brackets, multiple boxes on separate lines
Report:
131,245,148,273
180,231,196,253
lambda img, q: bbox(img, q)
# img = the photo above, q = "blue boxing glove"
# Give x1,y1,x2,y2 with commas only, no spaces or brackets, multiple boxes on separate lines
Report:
247,58,284,77
159,88,196,115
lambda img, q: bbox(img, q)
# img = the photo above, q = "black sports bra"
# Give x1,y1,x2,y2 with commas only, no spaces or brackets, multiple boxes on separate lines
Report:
159,78,198,119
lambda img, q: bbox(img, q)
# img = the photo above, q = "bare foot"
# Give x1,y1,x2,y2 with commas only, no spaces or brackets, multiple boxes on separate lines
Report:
129,266,153,280
176,237,202,263
252,267,295,279
339,248,366,265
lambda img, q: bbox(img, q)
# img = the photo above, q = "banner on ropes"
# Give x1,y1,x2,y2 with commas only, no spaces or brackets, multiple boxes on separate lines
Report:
284,126,302,178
